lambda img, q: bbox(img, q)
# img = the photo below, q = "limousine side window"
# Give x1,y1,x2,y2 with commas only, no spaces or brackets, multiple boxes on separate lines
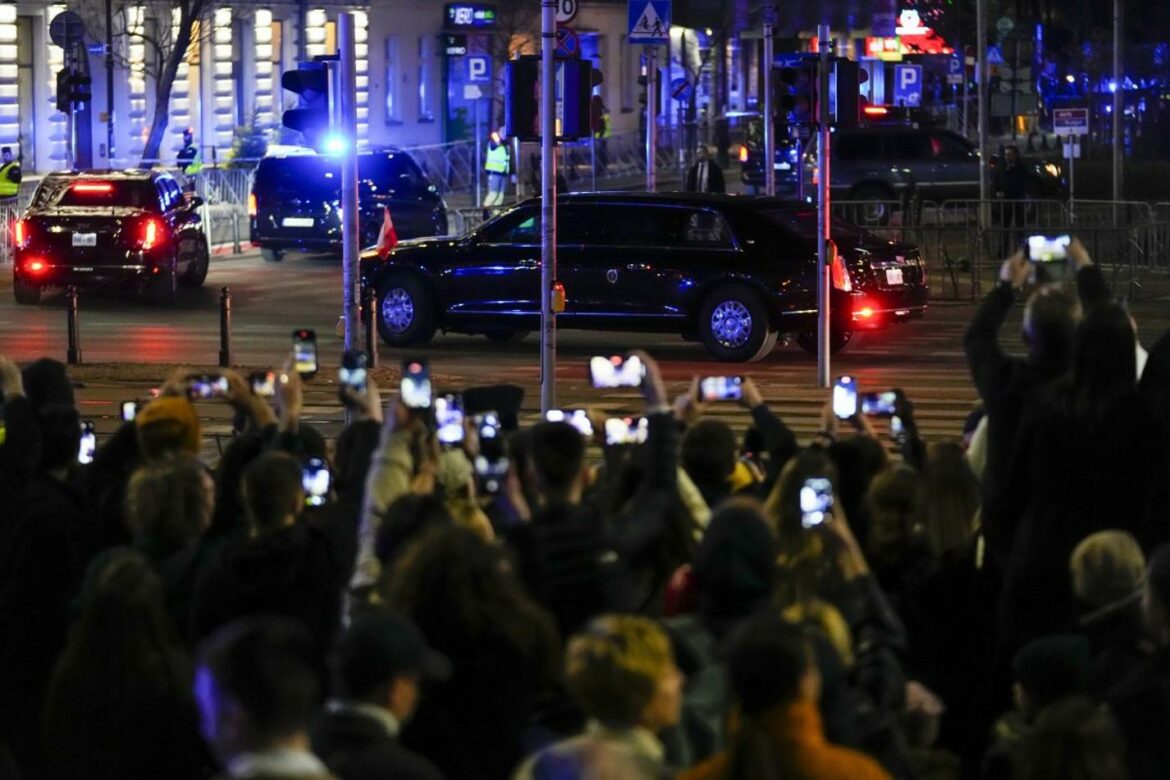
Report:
478,208,539,245
680,209,735,249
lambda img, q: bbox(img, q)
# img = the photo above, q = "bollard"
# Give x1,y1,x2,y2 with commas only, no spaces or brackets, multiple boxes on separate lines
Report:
232,211,242,255
219,285,232,368
65,285,82,365
363,285,378,367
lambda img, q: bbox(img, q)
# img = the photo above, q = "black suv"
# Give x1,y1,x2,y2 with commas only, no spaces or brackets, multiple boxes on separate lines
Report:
359,193,927,362
13,170,210,305
742,124,1065,223
249,150,447,262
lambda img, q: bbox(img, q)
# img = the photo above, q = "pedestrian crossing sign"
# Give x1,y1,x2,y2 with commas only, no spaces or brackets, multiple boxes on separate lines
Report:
628,0,670,44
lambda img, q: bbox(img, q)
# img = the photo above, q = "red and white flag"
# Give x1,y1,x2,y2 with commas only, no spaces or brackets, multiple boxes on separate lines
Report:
375,206,398,259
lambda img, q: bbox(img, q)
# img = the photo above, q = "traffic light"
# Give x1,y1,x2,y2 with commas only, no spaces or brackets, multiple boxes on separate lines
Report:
281,59,338,150
505,57,594,142
56,69,71,113
832,59,862,128
637,69,662,113
774,61,817,122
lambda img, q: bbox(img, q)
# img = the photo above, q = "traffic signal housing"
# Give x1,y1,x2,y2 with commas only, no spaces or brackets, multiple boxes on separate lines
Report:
774,61,817,123
55,70,92,113
505,57,594,142
281,58,339,150
832,59,864,128
637,69,663,114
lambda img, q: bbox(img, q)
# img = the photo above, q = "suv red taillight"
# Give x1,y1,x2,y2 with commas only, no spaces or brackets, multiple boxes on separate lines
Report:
140,217,164,250
13,218,27,248
247,192,257,217
829,242,852,292
738,145,749,163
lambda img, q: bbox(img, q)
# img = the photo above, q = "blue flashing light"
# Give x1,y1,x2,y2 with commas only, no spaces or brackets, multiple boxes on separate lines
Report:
322,134,347,155
1108,80,1118,93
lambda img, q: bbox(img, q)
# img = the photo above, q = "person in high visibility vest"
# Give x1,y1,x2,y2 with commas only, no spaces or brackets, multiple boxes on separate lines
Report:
177,128,202,182
484,128,511,207
594,110,611,174
0,147,21,201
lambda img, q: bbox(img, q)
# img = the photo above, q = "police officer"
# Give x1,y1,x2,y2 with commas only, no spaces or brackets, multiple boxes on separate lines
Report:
0,147,21,202
484,127,511,207
177,128,202,184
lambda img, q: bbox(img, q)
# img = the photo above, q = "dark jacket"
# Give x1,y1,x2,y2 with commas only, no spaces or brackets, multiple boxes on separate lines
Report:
963,266,1110,561
685,159,725,193
190,522,345,655
1109,648,1170,780
312,708,443,780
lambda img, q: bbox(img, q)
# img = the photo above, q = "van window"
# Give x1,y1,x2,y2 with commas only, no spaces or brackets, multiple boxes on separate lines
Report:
359,153,426,193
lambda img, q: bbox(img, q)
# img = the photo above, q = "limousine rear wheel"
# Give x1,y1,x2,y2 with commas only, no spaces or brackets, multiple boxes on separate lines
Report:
13,276,41,305
698,284,777,363
376,274,436,347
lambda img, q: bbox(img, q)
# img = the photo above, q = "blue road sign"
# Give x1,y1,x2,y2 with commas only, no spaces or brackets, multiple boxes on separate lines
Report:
555,26,580,58
628,0,670,44
670,77,693,102
893,64,923,107
947,55,962,85
467,55,492,84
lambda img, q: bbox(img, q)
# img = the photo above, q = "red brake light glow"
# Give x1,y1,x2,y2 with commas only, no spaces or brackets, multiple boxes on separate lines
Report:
247,192,257,217
738,145,749,163
141,218,163,250
72,182,113,194
857,307,874,319
864,106,890,117
25,259,46,274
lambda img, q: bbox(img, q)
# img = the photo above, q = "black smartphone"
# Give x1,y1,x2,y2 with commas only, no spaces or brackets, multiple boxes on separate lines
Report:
250,370,277,398
604,416,649,446
588,354,644,389
293,329,318,379
340,350,369,393
302,457,331,507
700,375,743,402
1025,234,1071,283
400,359,432,409
546,408,594,437
435,394,464,446
78,421,96,465
188,374,229,400
800,477,834,529
120,400,139,422
860,390,898,417
832,375,858,419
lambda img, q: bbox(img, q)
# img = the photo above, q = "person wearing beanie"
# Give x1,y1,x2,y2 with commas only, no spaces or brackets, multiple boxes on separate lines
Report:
136,395,203,459
1108,544,1170,780
681,614,890,780
1070,531,1151,693
983,634,1093,778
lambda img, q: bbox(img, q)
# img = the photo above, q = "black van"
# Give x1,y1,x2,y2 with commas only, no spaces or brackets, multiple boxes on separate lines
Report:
249,150,448,262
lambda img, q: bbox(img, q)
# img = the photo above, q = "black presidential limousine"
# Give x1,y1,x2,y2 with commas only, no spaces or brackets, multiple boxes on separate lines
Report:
360,192,928,362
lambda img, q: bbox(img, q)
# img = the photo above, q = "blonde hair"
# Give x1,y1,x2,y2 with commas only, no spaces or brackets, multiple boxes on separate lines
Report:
566,615,674,727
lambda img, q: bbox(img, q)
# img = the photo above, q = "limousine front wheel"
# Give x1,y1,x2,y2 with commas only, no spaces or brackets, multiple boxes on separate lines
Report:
376,275,436,347
699,285,777,363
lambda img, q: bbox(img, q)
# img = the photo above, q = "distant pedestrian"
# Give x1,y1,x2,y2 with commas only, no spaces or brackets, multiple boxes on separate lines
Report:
177,128,202,195
0,147,21,202
685,146,724,194
484,128,511,207
994,144,1029,255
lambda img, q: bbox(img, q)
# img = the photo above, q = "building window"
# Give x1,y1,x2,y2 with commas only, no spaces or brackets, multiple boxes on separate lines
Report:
384,36,400,123
418,36,433,122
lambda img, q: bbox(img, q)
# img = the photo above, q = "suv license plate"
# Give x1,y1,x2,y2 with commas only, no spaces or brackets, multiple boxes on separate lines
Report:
885,268,904,286
72,233,97,247
282,217,315,228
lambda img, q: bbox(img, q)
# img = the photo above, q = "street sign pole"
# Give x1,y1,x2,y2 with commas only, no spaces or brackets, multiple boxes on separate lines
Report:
977,0,989,248
1068,134,1075,224
1112,0,1122,207
106,0,114,166
339,13,360,353
646,45,657,192
961,46,969,138
763,22,775,197
540,0,557,413
816,24,831,389
474,99,482,208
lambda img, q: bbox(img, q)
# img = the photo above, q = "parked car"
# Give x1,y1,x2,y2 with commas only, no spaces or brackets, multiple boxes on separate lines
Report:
12,169,209,305
359,192,928,362
741,122,1066,224
249,149,448,263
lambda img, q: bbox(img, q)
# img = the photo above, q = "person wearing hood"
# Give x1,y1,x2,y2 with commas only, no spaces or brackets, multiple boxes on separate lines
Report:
191,450,345,659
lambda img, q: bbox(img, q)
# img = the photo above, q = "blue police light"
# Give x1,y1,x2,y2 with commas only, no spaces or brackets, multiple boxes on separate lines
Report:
1108,80,1118,93
322,133,347,155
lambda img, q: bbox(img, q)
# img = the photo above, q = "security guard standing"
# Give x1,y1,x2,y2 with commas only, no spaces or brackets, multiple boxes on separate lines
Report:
0,147,21,202
177,128,202,193
483,128,511,207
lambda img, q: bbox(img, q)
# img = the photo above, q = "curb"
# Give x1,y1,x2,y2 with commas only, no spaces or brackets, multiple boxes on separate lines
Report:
211,241,255,256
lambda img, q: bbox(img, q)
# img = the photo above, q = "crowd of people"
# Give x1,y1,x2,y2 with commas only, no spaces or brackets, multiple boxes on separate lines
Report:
2,237,1170,780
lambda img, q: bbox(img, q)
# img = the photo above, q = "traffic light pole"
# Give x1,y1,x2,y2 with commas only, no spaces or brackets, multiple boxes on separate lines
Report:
540,0,557,413
646,45,657,192
763,23,775,197
338,13,360,353
106,0,114,166
816,24,831,389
